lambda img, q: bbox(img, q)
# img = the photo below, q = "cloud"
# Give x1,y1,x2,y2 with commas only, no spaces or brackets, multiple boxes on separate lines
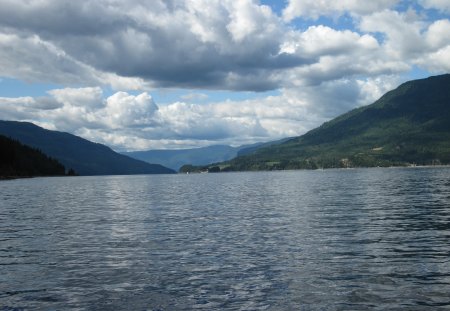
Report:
0,0,449,150
0,74,400,150
415,45,450,72
48,87,104,108
180,93,209,102
104,92,159,129
278,25,398,86
0,0,447,93
359,9,425,58
283,0,399,21
0,31,150,91
0,0,403,93
0,32,98,85
359,10,450,73
419,0,450,13
425,19,450,49
0,0,305,91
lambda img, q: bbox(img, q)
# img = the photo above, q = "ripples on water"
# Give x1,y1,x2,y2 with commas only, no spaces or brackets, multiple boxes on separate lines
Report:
1,167,450,310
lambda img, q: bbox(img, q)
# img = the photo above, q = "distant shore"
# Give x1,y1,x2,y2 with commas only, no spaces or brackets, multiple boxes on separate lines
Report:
0,175,47,181
0,174,70,181
0,175,32,181
180,163,450,174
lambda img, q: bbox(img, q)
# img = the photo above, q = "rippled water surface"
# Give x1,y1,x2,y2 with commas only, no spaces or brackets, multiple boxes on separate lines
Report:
1,168,450,310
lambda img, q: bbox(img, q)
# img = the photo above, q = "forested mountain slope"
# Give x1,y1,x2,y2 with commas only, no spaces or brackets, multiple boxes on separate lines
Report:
186,74,450,172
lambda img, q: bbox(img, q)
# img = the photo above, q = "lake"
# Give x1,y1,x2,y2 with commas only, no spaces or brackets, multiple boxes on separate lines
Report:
1,168,450,310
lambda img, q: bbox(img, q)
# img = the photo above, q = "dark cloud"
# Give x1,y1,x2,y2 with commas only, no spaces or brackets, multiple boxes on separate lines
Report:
0,0,313,91
0,1,127,36
33,97,63,110
0,0,448,93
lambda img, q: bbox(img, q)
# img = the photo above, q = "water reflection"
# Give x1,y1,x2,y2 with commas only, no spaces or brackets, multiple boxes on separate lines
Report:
1,168,450,309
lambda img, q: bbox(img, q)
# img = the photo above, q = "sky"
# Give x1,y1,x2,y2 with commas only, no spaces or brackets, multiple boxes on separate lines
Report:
0,0,449,151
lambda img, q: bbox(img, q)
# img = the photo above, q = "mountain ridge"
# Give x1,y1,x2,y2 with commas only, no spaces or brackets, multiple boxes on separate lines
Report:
123,138,290,171
123,144,239,171
0,121,175,175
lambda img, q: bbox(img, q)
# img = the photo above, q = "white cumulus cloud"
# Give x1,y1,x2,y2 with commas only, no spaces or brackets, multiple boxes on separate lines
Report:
0,74,402,150
283,0,399,20
419,0,450,13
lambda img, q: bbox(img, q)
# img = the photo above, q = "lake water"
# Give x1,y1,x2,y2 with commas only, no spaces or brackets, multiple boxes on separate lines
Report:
1,168,450,310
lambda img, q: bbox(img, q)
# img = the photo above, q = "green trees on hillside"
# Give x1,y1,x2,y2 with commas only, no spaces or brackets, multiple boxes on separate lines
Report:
182,74,450,172
0,135,67,178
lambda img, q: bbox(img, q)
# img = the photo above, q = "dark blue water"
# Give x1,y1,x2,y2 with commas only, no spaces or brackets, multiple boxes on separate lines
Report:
1,168,450,310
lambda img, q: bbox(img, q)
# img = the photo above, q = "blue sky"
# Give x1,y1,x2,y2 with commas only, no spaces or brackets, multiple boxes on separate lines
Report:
0,0,449,150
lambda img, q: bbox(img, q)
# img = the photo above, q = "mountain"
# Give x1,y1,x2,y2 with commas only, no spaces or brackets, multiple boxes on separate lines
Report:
123,145,239,171
124,139,289,171
0,134,66,178
0,121,175,175
236,137,292,156
184,74,450,172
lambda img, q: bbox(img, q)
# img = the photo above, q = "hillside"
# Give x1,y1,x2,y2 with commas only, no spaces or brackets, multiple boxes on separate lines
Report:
236,137,292,156
0,121,175,175
185,74,450,172
0,134,66,178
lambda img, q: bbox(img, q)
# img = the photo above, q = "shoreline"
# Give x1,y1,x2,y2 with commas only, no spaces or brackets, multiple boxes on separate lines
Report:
0,175,34,180
3,165,449,180
181,163,450,174
0,174,68,181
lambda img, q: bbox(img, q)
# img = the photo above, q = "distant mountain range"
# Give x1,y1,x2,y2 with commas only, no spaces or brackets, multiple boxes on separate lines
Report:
123,138,290,171
123,145,239,171
0,134,67,178
0,121,175,175
182,74,450,172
